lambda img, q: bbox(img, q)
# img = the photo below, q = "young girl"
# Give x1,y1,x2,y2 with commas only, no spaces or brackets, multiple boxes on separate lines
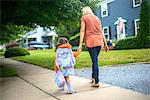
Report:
54,37,80,94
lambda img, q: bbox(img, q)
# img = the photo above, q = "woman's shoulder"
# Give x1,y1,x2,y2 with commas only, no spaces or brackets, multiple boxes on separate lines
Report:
82,14,98,20
82,14,90,19
82,14,90,18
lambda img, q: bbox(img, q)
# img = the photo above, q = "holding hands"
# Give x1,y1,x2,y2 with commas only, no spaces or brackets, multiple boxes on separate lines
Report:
77,45,82,52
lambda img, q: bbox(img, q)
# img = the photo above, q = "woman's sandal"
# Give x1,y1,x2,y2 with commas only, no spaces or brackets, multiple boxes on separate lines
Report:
91,78,95,84
91,83,99,88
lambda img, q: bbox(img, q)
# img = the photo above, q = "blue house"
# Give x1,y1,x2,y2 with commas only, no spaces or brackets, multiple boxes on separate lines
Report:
95,0,142,40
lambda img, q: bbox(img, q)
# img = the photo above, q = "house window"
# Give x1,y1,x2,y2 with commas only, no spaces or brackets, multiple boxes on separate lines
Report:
28,38,37,42
103,26,110,40
24,39,26,43
134,19,140,35
101,3,108,17
133,0,142,7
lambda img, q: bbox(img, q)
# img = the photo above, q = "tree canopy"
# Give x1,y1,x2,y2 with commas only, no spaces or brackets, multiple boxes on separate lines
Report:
0,0,99,44
1,0,99,27
1,0,81,27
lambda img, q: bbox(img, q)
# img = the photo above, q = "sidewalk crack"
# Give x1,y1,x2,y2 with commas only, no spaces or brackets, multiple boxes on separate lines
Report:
17,75,60,100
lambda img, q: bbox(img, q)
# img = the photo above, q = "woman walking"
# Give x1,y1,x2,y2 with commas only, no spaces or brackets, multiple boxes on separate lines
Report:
78,6,109,87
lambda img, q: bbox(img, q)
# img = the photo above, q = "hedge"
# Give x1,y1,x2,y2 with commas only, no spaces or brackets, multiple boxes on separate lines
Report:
114,36,139,50
114,36,150,49
4,47,30,58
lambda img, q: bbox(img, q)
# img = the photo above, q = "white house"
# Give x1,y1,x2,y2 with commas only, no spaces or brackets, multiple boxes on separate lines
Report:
21,26,57,49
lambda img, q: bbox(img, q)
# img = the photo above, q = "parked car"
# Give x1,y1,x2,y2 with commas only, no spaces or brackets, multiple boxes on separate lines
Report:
28,41,49,50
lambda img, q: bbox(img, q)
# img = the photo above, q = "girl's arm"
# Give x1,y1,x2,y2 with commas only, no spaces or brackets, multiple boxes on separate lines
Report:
54,59,58,72
74,50,81,58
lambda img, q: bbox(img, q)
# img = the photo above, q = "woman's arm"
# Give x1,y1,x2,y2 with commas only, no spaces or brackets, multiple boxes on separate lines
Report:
78,17,85,51
102,31,109,52
99,19,109,52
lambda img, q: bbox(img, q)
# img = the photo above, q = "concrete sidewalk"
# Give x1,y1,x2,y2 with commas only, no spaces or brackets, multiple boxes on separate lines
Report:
0,58,149,100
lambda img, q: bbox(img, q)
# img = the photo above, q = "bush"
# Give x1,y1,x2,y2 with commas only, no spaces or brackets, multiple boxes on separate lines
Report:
82,44,88,51
4,47,30,58
72,44,88,51
145,36,150,48
72,46,78,51
114,36,139,50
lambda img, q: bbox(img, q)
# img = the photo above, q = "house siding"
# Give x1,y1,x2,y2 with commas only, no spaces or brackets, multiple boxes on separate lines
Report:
96,0,141,40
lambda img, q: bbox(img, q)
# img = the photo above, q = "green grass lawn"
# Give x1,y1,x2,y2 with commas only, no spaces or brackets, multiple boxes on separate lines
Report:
0,66,17,77
12,49,150,70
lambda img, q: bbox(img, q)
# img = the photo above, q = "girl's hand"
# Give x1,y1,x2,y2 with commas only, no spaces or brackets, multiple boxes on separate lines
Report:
55,67,58,72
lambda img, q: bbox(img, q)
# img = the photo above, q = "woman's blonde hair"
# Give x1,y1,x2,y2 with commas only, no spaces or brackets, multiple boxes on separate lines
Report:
82,6,94,15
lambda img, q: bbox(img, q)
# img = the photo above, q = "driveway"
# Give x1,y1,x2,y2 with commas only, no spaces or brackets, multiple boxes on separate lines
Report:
75,63,150,95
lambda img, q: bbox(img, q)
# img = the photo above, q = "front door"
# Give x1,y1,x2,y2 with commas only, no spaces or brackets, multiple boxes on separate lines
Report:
114,17,126,40
116,23,126,40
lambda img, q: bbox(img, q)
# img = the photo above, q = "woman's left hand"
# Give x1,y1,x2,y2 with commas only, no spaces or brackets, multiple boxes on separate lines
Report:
77,45,82,52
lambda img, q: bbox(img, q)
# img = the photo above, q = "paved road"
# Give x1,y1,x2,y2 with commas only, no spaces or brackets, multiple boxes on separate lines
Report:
75,63,150,95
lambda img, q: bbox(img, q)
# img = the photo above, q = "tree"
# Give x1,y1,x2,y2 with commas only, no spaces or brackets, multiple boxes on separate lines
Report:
55,0,100,43
0,0,99,44
137,0,150,48
0,24,31,44
1,0,83,27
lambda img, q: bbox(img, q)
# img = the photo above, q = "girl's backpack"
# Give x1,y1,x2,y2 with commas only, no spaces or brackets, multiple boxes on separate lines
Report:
56,48,75,69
